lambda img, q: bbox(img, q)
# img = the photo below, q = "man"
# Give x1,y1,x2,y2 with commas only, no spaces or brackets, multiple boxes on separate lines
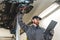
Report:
18,12,54,40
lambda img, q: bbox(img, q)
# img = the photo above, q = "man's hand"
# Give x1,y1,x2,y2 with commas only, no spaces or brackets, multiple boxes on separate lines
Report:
50,29,54,36
44,30,54,40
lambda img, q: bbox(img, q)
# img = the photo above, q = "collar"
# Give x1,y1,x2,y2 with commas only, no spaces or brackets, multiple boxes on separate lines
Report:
32,24,40,29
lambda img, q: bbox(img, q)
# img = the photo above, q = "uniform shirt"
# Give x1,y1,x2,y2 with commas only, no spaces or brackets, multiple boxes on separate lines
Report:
18,14,44,40
18,12,53,40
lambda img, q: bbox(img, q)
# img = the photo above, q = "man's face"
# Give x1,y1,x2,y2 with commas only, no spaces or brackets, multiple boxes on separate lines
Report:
32,18,40,25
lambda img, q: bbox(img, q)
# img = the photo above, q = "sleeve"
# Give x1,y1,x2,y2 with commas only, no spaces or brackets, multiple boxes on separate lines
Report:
17,12,30,32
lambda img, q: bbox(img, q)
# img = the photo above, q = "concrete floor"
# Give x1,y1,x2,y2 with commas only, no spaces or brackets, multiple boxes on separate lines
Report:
0,28,14,40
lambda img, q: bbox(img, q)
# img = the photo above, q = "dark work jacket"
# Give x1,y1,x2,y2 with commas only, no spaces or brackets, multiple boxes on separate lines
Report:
18,12,53,40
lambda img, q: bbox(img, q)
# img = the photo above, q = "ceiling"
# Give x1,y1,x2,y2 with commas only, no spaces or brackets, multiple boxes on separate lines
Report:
23,0,56,24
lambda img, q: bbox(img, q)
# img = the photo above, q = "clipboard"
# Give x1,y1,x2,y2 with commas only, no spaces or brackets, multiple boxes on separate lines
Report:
45,20,57,33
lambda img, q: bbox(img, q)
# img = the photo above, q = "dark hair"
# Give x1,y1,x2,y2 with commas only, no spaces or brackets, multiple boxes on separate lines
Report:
32,16,42,20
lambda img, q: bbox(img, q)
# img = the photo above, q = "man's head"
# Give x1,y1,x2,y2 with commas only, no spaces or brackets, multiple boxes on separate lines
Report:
32,16,42,25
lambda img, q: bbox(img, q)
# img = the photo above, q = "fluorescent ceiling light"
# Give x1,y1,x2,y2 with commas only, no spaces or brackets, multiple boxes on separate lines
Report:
39,2,60,18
